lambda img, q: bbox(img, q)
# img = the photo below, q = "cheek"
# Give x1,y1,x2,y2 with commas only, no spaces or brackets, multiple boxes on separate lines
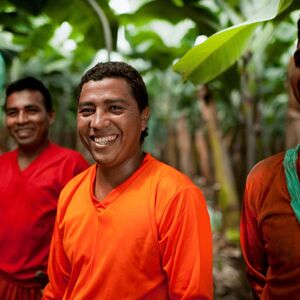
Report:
36,119,51,131
77,119,89,134
77,124,84,136
291,74,300,102
123,116,142,133
5,118,14,129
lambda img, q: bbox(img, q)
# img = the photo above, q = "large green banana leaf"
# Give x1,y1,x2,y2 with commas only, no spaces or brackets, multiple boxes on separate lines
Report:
173,0,294,85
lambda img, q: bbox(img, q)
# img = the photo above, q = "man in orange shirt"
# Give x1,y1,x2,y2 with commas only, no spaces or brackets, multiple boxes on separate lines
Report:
240,18,300,299
0,77,89,300
43,61,213,299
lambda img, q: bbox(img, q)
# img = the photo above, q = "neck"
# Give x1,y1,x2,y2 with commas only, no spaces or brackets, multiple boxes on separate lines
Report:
18,140,49,170
94,151,145,201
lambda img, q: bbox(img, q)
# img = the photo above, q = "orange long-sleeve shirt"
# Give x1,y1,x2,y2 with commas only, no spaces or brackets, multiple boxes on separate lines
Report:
43,153,213,300
240,152,300,299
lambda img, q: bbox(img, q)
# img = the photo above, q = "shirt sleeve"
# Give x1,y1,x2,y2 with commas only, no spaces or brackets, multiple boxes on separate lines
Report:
158,186,213,300
240,178,268,299
42,219,70,300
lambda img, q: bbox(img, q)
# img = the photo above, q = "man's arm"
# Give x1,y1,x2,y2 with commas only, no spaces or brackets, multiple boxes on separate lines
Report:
42,219,70,300
158,186,213,300
240,181,268,299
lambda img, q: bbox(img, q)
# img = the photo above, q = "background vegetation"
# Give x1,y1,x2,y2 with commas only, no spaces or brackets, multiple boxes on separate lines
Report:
1,0,300,298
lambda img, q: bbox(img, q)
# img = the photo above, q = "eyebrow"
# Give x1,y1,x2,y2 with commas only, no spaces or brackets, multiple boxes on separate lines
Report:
77,101,94,108
78,99,128,108
5,104,40,111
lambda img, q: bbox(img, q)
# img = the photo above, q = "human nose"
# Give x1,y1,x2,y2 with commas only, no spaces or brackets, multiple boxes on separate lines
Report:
90,110,110,129
17,111,28,124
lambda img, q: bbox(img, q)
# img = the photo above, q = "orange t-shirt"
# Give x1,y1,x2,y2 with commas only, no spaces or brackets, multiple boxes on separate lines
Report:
240,152,300,299
43,153,213,300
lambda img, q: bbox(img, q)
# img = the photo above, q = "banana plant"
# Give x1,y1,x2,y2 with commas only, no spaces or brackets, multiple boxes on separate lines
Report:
173,0,294,84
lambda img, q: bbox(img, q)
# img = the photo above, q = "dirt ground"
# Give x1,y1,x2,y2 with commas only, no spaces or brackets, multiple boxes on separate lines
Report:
213,232,252,300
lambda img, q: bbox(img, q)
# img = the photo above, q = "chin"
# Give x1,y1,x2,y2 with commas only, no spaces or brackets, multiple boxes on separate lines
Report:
91,153,107,163
92,155,117,167
16,140,35,147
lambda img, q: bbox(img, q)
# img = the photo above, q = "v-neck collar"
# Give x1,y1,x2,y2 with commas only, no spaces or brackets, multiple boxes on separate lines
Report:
90,153,153,210
14,141,51,174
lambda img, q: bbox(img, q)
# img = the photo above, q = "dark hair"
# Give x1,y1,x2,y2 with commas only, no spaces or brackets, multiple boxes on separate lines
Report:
5,76,53,112
298,17,300,44
294,18,300,67
79,61,149,143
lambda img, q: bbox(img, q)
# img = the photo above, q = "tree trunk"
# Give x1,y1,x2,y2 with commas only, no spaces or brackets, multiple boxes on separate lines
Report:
240,70,256,172
175,113,195,178
195,127,213,183
163,123,178,169
198,85,240,232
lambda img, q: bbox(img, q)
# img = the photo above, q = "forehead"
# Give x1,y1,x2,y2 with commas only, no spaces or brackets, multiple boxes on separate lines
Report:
79,78,134,102
6,89,45,109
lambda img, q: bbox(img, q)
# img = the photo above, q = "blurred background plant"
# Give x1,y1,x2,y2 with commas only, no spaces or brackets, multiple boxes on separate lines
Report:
1,0,300,298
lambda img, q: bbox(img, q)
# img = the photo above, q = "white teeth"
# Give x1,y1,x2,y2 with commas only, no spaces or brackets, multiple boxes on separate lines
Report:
94,135,117,145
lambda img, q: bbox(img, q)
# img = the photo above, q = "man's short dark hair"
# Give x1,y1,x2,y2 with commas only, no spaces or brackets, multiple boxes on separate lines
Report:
5,76,53,112
294,17,300,67
78,61,149,143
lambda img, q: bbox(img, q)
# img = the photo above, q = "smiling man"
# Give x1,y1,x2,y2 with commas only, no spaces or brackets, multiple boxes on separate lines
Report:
240,18,300,300
0,77,89,300
43,61,213,300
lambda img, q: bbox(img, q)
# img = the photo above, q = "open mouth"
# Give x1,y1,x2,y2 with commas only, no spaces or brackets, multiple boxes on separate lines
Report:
93,134,118,146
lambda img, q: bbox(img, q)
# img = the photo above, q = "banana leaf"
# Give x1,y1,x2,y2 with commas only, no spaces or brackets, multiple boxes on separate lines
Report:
173,0,294,84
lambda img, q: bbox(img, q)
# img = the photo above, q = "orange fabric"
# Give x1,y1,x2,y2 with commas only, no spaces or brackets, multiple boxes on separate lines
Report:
43,154,213,300
240,152,300,299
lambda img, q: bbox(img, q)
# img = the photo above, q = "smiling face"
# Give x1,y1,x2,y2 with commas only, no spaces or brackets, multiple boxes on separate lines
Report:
5,89,54,152
77,78,149,169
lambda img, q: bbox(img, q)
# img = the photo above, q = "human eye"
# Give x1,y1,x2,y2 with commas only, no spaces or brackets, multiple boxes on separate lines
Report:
110,105,123,114
5,109,17,117
78,106,95,116
27,106,40,114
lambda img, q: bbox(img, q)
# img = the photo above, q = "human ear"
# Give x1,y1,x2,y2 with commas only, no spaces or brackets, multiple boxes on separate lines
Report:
48,110,56,125
141,107,150,131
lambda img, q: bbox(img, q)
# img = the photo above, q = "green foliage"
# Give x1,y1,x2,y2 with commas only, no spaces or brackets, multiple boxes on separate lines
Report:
143,67,198,155
173,23,258,84
0,0,122,131
8,0,48,15
225,228,240,243
117,0,221,69
0,0,299,167
173,0,293,84
119,0,220,34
